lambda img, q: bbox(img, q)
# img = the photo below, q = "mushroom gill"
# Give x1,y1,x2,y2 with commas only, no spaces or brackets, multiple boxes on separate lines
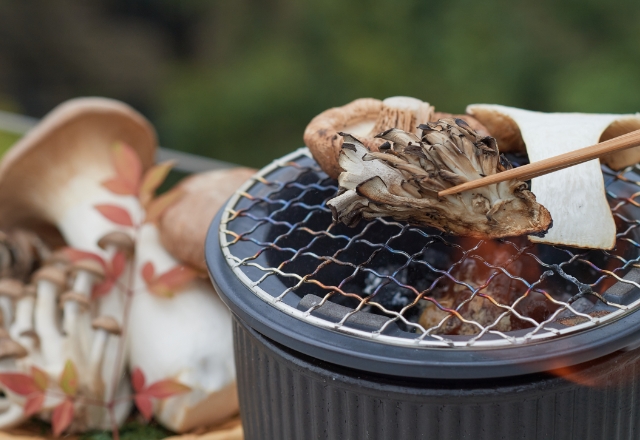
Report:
327,118,552,239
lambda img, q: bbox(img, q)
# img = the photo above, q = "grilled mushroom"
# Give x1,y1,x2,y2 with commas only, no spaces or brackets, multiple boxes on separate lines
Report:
466,104,640,249
327,119,552,239
305,96,492,179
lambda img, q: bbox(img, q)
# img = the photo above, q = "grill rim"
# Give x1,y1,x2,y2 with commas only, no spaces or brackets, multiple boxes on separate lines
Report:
207,208,640,379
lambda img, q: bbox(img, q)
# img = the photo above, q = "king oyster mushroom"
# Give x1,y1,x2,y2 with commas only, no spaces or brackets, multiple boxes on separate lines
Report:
328,119,552,238
304,96,489,179
467,105,640,249
129,223,238,433
130,167,257,432
158,167,256,271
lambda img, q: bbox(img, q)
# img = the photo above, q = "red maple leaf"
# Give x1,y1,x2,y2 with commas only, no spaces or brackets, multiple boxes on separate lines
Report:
130,367,191,422
140,262,198,297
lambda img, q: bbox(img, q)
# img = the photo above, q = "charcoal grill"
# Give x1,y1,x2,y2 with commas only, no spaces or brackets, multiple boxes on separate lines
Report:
206,148,640,440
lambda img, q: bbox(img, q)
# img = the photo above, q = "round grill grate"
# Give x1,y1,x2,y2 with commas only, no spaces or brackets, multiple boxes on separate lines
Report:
219,148,640,348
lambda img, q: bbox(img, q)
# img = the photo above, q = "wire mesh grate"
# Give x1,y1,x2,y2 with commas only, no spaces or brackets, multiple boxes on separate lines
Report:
219,148,640,348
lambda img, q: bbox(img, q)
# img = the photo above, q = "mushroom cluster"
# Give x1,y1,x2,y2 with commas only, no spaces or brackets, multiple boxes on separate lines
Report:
327,119,552,239
0,98,242,435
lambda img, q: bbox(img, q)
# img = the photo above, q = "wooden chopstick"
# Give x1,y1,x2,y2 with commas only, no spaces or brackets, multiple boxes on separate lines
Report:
438,129,640,197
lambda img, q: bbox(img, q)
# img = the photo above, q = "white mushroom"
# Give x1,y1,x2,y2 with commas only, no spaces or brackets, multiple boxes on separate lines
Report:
89,315,121,399
0,279,23,330
0,329,29,428
31,266,67,370
64,258,105,371
467,105,640,249
0,98,155,429
10,284,37,351
128,223,237,433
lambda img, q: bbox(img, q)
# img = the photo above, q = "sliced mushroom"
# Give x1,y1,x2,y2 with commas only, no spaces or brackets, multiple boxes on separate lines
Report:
466,104,636,249
158,167,256,271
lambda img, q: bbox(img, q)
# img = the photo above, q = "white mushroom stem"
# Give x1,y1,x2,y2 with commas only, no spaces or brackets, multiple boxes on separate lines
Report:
0,401,25,430
89,329,109,398
63,270,94,332
11,296,35,350
467,104,634,249
63,269,98,371
0,297,12,330
34,279,64,369
89,316,121,403
128,224,237,433
92,240,129,416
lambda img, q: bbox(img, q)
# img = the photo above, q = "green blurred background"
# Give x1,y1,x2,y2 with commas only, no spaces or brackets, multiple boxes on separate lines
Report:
0,0,639,168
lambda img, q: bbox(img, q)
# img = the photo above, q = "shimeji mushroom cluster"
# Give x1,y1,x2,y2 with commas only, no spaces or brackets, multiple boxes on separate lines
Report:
0,98,237,436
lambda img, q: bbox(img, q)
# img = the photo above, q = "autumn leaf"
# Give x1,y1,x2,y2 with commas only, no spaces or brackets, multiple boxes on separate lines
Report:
131,367,146,393
139,161,176,208
111,142,142,193
92,251,128,298
92,280,115,298
31,366,48,392
0,373,40,395
23,394,45,418
144,189,184,224
101,177,137,196
52,399,74,437
59,360,78,397
142,264,198,297
144,379,191,399
154,265,198,287
110,251,127,280
95,204,135,227
141,262,155,285
131,367,190,422
135,394,153,421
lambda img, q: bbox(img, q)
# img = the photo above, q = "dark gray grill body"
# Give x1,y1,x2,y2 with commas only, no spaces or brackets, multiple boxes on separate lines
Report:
234,316,640,440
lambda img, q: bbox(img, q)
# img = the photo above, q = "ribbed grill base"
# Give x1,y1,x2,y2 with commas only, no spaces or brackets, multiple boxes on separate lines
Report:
233,316,640,440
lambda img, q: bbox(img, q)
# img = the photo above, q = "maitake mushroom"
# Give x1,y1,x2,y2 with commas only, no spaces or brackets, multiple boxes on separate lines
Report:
327,119,552,239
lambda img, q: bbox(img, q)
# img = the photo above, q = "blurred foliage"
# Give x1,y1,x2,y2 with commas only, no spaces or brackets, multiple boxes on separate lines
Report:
155,0,640,167
79,421,171,440
0,0,639,168
0,131,20,156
